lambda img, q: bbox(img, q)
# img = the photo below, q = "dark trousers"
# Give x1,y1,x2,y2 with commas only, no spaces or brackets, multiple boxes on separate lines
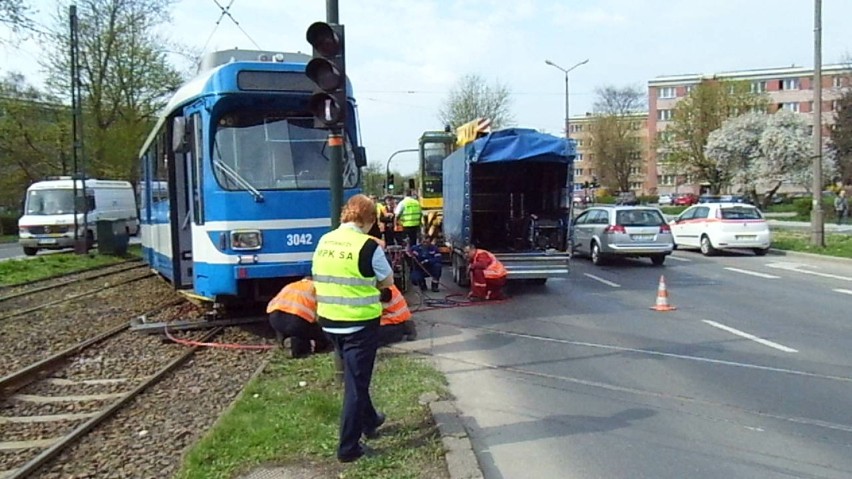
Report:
269,312,331,358
382,225,396,245
402,226,419,246
378,321,416,347
411,260,442,287
325,319,383,460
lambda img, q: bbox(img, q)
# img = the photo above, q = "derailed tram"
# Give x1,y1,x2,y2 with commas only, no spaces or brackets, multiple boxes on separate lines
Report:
139,50,365,305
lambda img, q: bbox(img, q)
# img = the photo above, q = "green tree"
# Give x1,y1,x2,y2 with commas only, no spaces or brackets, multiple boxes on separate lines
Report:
664,79,768,194
41,0,183,184
589,85,645,192
0,73,71,210
438,74,514,130
829,88,852,184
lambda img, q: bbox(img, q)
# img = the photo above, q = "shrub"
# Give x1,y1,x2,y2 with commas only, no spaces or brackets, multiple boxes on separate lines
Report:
638,195,658,204
0,215,18,236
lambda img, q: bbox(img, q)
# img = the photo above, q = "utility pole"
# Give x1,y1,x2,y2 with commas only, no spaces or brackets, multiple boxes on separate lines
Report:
811,0,824,247
70,5,88,254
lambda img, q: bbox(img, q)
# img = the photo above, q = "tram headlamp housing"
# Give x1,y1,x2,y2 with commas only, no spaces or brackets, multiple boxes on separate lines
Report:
231,230,262,251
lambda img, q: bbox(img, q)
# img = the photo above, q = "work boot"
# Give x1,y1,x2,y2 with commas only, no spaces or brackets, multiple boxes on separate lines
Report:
364,412,386,439
419,279,428,292
403,321,417,341
431,281,439,293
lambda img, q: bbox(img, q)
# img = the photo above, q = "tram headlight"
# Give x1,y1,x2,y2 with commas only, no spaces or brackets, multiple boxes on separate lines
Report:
231,230,262,250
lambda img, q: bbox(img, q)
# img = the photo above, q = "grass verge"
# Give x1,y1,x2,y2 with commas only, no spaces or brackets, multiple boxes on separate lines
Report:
0,235,16,244
176,349,450,479
0,244,141,286
771,230,852,258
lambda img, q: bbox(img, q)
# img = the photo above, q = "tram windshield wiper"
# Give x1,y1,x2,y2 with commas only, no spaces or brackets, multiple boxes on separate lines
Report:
213,159,264,203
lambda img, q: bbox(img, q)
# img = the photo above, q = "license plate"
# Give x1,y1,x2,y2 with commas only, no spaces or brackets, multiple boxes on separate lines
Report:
631,234,654,241
736,235,756,240
39,238,58,244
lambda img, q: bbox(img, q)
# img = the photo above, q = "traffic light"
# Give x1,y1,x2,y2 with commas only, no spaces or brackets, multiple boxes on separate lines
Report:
387,174,395,191
305,22,346,129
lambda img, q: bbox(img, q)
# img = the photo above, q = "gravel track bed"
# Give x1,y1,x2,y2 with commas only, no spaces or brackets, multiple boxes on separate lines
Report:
0,261,142,298
33,328,273,479
0,314,215,474
0,278,185,377
1,268,152,315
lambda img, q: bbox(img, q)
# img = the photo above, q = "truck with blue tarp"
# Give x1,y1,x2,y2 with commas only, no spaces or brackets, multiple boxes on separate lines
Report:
442,128,576,285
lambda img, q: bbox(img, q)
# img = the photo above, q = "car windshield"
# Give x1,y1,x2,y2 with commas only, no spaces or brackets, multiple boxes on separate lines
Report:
212,112,358,190
616,209,664,226
25,189,79,215
720,206,762,220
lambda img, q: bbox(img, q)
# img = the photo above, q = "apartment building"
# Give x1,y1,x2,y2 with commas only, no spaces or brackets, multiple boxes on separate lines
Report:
648,64,850,195
568,112,650,196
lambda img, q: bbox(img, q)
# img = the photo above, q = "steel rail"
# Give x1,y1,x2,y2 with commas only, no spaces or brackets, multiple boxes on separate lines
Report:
0,272,155,322
0,263,148,304
6,327,224,479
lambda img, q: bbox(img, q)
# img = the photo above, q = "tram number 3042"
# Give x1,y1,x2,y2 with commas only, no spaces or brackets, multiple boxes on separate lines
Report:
286,233,313,246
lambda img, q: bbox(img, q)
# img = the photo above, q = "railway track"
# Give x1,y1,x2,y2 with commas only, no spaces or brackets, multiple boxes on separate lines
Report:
0,314,221,479
0,261,146,305
0,271,155,323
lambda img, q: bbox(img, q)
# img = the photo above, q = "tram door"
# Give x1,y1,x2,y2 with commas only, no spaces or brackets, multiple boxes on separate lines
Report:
169,115,194,289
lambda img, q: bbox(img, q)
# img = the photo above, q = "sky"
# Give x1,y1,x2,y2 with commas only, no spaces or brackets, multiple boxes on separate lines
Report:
1,0,851,176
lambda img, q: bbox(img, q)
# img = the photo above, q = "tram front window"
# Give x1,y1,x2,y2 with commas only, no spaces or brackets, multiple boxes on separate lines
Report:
213,112,358,190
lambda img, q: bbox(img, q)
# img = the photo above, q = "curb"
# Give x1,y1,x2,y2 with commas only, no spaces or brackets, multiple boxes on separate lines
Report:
421,393,484,479
768,248,852,264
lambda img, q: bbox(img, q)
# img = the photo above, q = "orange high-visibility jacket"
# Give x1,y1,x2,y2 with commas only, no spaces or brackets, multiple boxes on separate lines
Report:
474,249,508,280
266,279,317,323
380,285,412,325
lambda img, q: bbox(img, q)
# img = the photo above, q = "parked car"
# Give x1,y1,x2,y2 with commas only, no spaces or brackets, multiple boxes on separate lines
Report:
658,194,673,206
673,193,698,206
573,206,674,266
668,203,771,256
615,191,639,206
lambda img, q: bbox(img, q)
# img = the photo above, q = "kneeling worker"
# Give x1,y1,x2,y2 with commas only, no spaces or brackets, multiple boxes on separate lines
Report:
267,276,332,358
465,243,508,300
410,236,442,292
378,285,417,346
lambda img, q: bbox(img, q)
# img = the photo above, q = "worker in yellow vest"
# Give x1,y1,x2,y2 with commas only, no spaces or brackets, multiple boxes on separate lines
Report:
378,285,416,346
394,192,422,247
266,277,332,358
312,194,393,463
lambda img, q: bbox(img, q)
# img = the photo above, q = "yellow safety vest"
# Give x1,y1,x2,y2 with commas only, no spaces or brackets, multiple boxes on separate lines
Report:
312,226,381,322
400,197,422,228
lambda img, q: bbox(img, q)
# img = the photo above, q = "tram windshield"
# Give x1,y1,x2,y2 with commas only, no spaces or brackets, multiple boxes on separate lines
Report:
212,112,358,190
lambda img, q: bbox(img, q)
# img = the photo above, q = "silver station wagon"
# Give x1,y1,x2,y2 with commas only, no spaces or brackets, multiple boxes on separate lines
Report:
573,206,675,266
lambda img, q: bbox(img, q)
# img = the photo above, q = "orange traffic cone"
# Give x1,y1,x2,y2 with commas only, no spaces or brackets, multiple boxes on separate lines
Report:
650,275,676,312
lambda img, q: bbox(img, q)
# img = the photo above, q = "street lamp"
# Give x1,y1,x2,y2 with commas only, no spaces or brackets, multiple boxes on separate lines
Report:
544,58,589,139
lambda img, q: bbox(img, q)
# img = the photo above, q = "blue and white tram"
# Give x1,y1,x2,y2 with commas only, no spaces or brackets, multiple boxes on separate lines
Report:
139,49,366,304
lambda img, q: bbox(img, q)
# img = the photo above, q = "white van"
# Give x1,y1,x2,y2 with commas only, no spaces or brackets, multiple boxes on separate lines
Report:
18,177,140,256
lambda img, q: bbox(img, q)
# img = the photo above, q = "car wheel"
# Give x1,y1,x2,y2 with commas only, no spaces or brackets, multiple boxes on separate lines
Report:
452,254,460,284
753,247,769,256
591,242,605,266
700,235,717,256
23,246,38,256
650,255,666,266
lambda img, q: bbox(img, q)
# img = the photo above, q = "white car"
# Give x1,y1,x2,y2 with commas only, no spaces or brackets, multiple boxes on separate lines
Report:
669,203,771,256
658,194,673,206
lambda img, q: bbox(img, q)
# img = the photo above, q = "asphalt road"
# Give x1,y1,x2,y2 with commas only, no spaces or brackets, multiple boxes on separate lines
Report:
402,249,852,479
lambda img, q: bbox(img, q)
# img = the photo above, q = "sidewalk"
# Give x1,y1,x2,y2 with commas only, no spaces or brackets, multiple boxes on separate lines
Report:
767,219,852,234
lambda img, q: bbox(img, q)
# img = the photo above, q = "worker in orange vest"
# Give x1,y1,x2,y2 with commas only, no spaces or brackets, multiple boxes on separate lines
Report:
465,244,508,300
266,277,332,358
378,285,417,346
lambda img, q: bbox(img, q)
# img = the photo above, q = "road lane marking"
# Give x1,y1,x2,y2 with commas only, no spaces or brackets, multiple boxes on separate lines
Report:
834,289,852,296
702,320,798,353
766,262,852,282
724,267,780,279
583,273,620,288
667,255,691,262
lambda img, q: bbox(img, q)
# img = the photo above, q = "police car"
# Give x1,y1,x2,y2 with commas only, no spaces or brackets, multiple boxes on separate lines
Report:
669,203,771,256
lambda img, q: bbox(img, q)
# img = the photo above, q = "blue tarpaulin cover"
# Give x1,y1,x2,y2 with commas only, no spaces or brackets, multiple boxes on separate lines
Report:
470,128,575,164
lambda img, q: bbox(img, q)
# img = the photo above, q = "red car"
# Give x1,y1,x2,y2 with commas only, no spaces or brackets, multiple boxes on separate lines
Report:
673,193,698,206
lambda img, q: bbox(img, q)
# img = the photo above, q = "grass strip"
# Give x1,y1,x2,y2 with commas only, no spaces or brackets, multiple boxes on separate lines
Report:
176,349,450,479
771,230,852,258
0,235,17,244
0,245,141,286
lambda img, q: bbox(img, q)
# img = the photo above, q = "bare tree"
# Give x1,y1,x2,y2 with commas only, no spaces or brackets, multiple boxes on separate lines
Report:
589,85,645,192
438,74,514,130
